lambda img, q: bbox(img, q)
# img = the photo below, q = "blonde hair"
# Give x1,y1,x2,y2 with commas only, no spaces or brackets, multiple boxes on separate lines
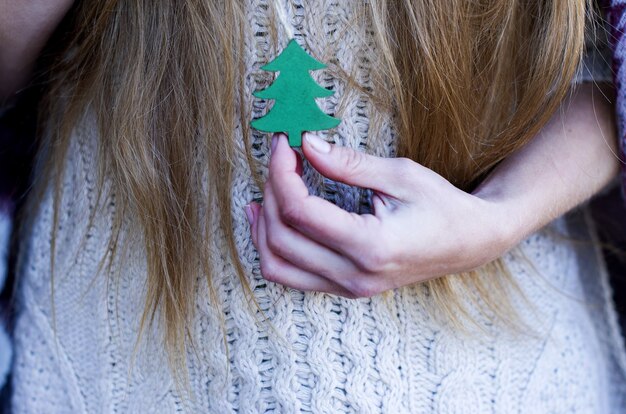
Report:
31,0,588,378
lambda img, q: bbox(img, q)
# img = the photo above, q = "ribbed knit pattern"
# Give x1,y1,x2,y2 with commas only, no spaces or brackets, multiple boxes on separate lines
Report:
11,2,626,412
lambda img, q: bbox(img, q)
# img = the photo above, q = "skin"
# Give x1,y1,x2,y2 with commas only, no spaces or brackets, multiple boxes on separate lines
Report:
0,0,74,103
2,3,619,300
247,82,620,298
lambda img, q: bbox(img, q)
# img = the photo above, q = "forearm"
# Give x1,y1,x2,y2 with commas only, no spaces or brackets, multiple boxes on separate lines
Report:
0,0,73,103
474,82,619,246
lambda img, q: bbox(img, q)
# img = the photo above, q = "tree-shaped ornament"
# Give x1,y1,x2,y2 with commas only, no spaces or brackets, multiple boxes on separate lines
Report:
251,40,341,147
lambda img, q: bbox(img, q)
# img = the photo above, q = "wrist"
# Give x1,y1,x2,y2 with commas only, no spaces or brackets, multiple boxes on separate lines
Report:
472,186,527,258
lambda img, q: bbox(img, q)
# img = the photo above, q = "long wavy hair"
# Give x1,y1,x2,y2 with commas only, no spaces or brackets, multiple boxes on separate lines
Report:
30,0,588,379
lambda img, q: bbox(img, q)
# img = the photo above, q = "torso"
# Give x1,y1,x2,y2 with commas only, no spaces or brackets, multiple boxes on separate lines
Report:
12,1,626,412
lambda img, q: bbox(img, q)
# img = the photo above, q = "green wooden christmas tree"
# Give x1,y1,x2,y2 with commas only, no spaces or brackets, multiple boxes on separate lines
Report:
251,39,341,147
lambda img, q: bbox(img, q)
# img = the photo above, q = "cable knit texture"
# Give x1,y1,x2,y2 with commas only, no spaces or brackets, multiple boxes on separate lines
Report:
11,1,626,412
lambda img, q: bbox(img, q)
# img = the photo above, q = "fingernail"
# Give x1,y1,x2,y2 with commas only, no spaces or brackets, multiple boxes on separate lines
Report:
271,134,279,152
244,204,254,225
304,133,331,153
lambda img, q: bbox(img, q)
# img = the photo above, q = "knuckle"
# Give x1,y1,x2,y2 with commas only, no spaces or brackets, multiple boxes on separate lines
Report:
266,228,290,258
265,230,280,252
280,201,304,226
394,157,418,182
348,278,382,298
341,291,359,300
358,245,392,273
341,149,366,178
260,259,281,283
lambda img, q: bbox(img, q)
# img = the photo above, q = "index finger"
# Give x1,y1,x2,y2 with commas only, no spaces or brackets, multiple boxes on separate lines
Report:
268,134,377,257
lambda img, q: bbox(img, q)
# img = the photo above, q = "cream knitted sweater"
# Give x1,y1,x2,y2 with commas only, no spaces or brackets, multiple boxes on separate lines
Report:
11,1,626,412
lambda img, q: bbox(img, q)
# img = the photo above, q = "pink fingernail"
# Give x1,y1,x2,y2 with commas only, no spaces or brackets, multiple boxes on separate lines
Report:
304,133,331,153
244,204,254,225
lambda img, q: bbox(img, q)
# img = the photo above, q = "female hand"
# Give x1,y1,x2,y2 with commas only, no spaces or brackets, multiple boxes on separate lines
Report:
246,84,618,299
246,133,513,298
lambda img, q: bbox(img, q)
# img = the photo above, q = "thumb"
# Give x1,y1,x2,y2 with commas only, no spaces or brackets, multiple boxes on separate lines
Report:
302,133,415,198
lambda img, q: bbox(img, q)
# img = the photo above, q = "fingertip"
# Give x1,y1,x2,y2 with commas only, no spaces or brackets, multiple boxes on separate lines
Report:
269,133,301,175
245,204,254,225
302,132,331,155
247,202,263,245
277,133,288,148
251,202,262,217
